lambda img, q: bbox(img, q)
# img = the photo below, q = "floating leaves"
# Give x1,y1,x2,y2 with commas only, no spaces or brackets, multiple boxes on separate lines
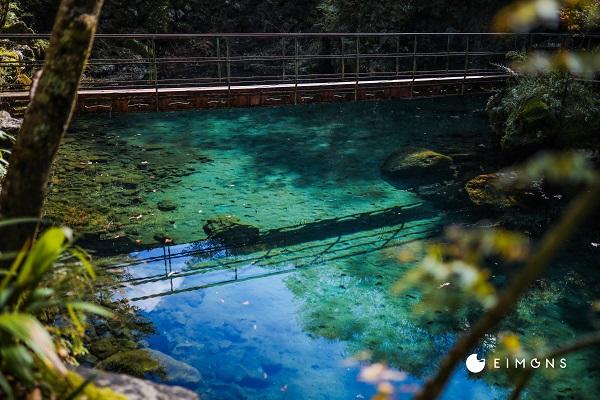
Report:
358,362,407,400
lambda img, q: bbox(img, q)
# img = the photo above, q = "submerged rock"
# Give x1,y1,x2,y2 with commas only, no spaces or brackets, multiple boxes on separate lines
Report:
465,174,517,208
381,148,453,179
157,199,178,211
89,337,137,360
465,172,544,209
97,349,202,387
203,215,260,246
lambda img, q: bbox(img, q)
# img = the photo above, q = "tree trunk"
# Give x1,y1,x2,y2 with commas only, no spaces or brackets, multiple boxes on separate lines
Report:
0,0,104,254
415,180,600,400
0,0,9,28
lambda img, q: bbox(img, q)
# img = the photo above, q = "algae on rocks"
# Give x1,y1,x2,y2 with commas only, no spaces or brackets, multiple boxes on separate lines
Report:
486,74,600,157
381,148,453,180
97,349,202,387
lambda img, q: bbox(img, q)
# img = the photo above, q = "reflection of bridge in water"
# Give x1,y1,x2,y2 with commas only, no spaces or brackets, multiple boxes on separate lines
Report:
2,32,596,114
117,203,466,302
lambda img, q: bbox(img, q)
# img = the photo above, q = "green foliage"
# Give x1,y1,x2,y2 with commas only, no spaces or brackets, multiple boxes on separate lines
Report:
487,73,600,156
0,130,13,178
0,223,114,399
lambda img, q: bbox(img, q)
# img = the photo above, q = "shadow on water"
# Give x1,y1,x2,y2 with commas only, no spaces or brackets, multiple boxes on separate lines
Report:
118,203,448,301
108,202,435,268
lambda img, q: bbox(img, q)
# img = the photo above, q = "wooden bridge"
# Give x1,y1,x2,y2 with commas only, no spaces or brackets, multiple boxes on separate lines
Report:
0,32,596,114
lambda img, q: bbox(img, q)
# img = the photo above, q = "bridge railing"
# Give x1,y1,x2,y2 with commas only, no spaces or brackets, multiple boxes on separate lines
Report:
0,32,597,94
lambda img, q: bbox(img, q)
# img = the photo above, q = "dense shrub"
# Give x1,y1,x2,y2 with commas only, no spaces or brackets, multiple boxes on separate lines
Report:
487,73,600,157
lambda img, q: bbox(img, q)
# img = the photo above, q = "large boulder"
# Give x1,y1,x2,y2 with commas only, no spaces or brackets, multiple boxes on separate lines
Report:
97,349,202,387
203,215,260,246
465,172,543,209
381,148,453,179
77,367,199,400
501,97,559,153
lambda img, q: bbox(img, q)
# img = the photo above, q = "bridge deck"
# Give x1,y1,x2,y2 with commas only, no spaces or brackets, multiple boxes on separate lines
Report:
0,73,508,114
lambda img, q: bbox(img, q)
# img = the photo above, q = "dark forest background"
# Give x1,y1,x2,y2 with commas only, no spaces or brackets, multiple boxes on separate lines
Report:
20,1,512,33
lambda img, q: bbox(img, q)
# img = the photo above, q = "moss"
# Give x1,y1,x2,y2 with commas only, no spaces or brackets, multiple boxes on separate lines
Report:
43,370,127,400
465,173,518,208
96,349,166,380
157,199,178,211
381,148,453,179
89,337,137,360
487,73,600,157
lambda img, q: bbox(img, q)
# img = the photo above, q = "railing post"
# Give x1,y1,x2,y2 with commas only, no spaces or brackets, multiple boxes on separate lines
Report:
446,34,451,74
151,36,159,111
217,37,222,82
226,37,231,105
282,37,286,81
395,35,400,76
411,35,417,97
294,36,299,104
355,36,359,101
461,35,470,95
341,37,345,79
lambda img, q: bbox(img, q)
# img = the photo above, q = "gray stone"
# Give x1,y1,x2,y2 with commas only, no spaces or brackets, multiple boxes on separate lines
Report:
77,367,199,400
0,111,22,135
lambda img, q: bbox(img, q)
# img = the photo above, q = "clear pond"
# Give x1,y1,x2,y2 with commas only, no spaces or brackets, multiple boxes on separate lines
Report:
49,97,599,399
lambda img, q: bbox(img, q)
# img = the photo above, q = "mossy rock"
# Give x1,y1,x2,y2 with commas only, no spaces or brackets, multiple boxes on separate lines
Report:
500,97,559,153
157,199,178,211
89,337,137,360
465,173,520,208
381,148,453,179
97,349,201,386
203,215,260,246
117,173,145,189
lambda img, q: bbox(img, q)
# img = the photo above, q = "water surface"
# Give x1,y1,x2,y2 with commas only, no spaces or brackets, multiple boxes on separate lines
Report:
51,98,600,399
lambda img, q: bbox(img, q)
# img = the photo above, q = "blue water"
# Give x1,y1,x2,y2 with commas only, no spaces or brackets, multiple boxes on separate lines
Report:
54,97,600,399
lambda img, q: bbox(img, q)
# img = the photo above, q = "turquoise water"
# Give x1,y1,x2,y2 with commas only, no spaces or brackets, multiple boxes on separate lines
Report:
54,98,600,399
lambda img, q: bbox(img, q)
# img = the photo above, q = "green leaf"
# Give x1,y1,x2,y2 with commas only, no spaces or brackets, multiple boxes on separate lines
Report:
0,371,14,400
69,246,95,280
0,313,66,374
18,227,71,287
67,302,114,318
0,218,40,229
1,345,34,383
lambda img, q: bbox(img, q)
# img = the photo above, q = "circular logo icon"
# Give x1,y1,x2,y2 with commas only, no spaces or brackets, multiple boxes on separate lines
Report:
466,354,486,373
